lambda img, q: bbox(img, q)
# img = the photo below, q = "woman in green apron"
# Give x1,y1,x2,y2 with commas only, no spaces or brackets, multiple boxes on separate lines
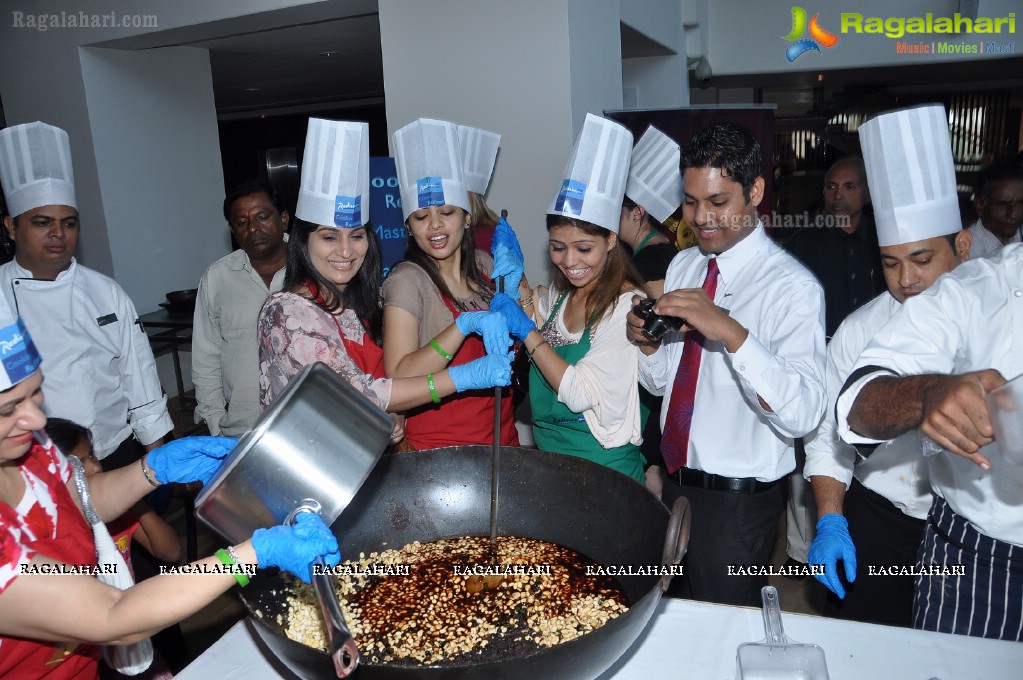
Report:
492,115,650,484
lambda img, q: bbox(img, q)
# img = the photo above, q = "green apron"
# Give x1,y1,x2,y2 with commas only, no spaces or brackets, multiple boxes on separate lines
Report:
529,292,647,483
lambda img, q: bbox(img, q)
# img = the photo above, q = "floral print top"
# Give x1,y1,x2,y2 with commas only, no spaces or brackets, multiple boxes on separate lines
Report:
257,291,392,411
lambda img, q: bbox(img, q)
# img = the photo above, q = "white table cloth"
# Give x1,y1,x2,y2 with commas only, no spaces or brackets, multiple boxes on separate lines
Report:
178,597,1022,679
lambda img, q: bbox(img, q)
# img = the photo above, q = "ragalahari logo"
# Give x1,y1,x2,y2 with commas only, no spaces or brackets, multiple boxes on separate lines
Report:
783,7,839,61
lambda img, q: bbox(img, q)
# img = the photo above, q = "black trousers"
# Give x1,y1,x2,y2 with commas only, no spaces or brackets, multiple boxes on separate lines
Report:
661,471,783,607
99,435,147,471
823,478,925,627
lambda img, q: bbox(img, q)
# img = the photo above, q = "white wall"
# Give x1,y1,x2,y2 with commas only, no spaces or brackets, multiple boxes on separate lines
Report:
380,0,625,287
620,0,688,108
80,46,225,308
707,0,1019,76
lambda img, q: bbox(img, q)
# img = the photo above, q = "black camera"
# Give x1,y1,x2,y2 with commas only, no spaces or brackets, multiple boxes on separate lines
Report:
632,297,685,342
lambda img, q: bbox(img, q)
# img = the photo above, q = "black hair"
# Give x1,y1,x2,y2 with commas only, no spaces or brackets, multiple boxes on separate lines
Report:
46,417,92,456
976,161,1023,203
546,214,646,329
223,179,288,222
282,218,384,345
403,209,495,309
680,122,762,202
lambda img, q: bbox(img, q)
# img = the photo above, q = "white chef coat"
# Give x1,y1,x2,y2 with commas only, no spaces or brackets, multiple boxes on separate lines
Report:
191,249,284,436
803,291,931,519
837,243,1023,545
968,218,1020,260
638,225,827,482
0,258,173,459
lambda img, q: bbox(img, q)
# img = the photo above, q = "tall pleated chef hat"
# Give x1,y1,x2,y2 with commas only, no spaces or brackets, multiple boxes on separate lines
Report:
392,118,470,221
456,124,501,195
0,289,42,391
296,118,370,228
547,113,633,233
0,121,77,218
625,125,683,223
859,104,960,247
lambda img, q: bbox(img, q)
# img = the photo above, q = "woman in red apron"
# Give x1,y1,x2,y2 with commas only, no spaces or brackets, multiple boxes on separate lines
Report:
381,118,519,451
0,349,337,680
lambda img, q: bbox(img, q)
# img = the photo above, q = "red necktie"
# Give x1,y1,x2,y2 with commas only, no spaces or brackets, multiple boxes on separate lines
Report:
660,257,719,474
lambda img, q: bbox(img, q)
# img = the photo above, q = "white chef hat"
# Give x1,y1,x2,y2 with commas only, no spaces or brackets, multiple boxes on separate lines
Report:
625,125,683,223
0,292,42,391
859,104,961,247
547,113,633,233
456,124,501,195
392,118,470,221
296,118,370,228
0,122,77,218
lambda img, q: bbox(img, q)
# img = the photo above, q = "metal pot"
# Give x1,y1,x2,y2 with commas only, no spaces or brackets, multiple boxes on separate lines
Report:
238,446,690,680
194,362,393,544
196,361,394,677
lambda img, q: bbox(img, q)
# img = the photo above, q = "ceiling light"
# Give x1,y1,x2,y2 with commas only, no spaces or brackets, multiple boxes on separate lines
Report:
817,74,824,82
244,87,261,92
318,51,338,57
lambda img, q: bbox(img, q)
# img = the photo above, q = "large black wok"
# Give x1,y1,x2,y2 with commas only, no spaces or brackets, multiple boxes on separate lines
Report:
239,446,689,679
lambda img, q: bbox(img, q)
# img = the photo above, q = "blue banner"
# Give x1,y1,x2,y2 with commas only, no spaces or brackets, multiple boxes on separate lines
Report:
369,156,407,278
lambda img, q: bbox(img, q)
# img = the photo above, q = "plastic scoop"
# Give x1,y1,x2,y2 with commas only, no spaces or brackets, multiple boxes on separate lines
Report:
736,586,830,680
986,373,1023,465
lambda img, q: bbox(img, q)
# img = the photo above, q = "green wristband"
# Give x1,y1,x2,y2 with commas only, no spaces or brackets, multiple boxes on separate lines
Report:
426,373,441,404
215,548,250,587
429,338,454,362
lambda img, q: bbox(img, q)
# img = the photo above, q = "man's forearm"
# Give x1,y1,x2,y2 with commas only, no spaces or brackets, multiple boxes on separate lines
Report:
810,475,847,518
846,374,946,440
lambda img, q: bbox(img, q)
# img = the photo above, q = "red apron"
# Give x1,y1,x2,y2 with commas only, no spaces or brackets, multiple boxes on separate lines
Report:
307,279,386,380
404,295,519,450
0,443,100,679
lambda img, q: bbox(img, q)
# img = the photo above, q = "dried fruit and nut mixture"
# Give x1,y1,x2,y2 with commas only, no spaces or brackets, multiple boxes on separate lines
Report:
275,536,629,666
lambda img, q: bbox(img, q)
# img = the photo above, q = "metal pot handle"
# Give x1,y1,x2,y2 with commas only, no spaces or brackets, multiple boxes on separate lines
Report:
660,496,691,592
288,501,359,678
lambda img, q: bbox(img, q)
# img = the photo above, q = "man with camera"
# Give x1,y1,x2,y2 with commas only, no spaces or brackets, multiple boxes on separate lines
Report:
628,122,826,606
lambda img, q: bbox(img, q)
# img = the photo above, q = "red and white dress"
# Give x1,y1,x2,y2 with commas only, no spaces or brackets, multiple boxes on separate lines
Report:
0,440,100,678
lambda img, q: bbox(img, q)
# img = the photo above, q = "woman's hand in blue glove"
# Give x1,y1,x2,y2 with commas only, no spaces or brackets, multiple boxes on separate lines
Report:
489,292,536,341
808,513,857,598
454,311,512,355
448,352,513,392
146,436,238,486
491,218,524,299
252,513,341,584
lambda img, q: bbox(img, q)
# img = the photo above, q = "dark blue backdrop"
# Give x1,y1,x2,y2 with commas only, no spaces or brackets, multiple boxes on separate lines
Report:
370,156,407,278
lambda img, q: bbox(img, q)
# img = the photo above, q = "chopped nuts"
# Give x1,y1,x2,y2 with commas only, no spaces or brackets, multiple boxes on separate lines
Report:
282,536,628,666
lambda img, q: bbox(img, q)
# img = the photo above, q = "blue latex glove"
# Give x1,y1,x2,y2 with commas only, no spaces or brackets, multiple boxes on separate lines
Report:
454,311,512,355
491,217,524,300
448,352,513,392
252,513,341,584
489,292,536,341
147,436,238,487
808,513,857,599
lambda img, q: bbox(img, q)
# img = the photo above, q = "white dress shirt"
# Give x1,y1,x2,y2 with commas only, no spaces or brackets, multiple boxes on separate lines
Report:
535,288,644,449
837,244,1023,545
192,249,285,436
638,226,827,482
804,291,931,519
0,259,172,458
968,218,1020,260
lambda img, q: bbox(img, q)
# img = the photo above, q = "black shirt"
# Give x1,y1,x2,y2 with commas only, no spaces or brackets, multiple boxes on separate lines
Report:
782,212,885,337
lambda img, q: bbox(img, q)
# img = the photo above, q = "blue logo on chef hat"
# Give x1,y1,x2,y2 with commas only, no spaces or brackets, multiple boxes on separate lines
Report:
334,195,363,228
554,179,587,216
0,318,42,388
416,176,445,208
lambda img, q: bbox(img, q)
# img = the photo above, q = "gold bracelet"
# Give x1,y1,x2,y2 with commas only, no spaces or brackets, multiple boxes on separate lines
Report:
140,455,161,488
520,295,535,309
528,340,549,360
